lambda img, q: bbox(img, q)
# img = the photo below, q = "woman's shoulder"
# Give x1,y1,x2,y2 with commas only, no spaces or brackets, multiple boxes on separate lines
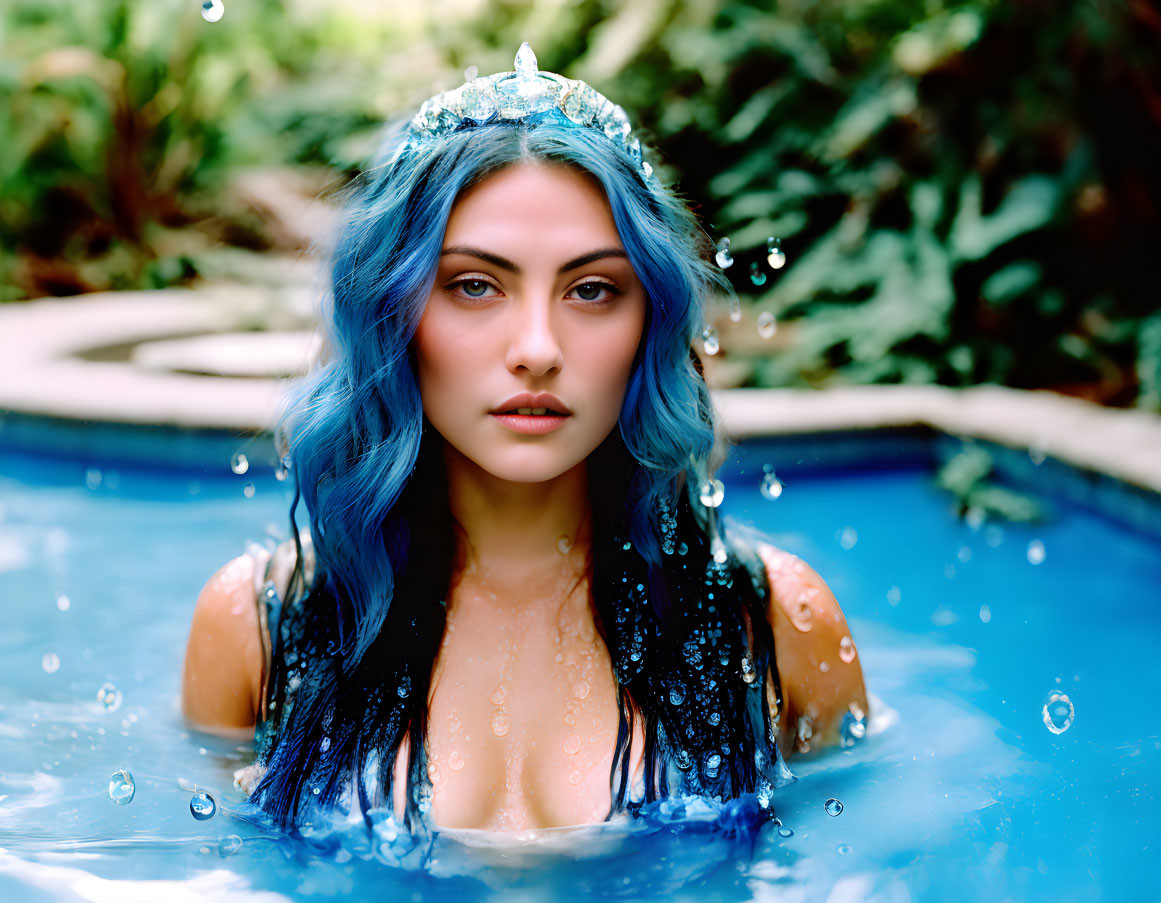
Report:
751,541,869,751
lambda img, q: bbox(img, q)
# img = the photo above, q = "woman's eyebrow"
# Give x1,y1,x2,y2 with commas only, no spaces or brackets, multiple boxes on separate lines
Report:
439,246,629,275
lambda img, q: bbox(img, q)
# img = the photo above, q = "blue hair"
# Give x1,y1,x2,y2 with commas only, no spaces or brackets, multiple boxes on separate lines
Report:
250,111,787,830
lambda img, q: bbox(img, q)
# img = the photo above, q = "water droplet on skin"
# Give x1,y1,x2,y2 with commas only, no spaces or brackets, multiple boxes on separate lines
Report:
839,526,858,550
201,0,225,22
564,711,577,725
556,534,572,555
839,635,857,663
702,325,720,356
490,686,507,706
427,762,443,785
714,237,734,269
449,716,461,734
767,237,786,269
108,769,135,804
562,734,582,754
491,712,510,737
56,595,70,612
242,483,255,499
96,681,122,712
819,661,830,673
568,770,583,785
1042,691,1074,734
448,750,465,771
572,682,590,700
41,653,60,674
1027,539,1046,565
749,261,767,286
699,479,725,508
230,453,248,475
979,604,992,623
790,600,813,632
553,652,564,663
190,791,216,820
218,835,243,857
886,586,902,606
757,311,777,339
760,472,783,500
824,798,844,816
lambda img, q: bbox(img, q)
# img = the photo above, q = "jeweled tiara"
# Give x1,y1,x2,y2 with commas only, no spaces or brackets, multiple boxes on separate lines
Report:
392,42,655,184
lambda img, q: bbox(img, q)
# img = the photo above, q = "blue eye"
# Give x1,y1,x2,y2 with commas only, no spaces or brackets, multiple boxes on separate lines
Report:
460,280,491,297
571,282,620,304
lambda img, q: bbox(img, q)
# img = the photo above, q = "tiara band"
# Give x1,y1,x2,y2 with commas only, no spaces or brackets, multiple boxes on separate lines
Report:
393,43,655,184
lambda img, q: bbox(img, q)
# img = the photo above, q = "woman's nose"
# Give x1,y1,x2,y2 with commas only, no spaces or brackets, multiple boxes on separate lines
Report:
504,296,564,377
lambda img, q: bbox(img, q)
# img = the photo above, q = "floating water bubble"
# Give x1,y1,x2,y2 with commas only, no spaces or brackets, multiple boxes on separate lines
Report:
201,0,225,23
41,653,60,674
218,834,243,857
1027,539,1046,565
985,525,1004,547
839,635,856,664
837,843,851,855
190,791,216,820
242,483,255,499
108,769,135,804
957,545,972,563
491,712,510,737
886,586,902,606
85,468,102,490
757,311,777,339
824,798,844,816
677,541,688,556
448,750,465,771
669,688,685,706
464,65,479,81
56,594,70,612
1042,691,1074,734
96,681,123,712
1028,446,1047,466
729,298,742,322
760,472,783,500
699,478,725,508
979,604,992,624
749,261,767,286
556,534,572,555
839,526,858,550
702,325,720,356
714,237,734,269
766,237,787,269
230,453,248,475
622,539,632,551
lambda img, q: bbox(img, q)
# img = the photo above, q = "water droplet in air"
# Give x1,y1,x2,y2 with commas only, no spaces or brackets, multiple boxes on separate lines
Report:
1042,691,1074,734
490,686,507,706
490,712,510,737
242,483,255,499
568,770,583,785
464,65,479,81
86,468,102,490
218,835,243,857
275,456,290,481
839,635,856,663
41,653,60,674
201,0,225,22
622,540,632,551
757,311,777,339
56,595,70,612
778,826,794,837
96,681,122,712
979,604,992,623
766,237,786,269
562,734,582,755
839,526,858,549
1027,539,1046,565
396,676,411,698
230,453,248,475
886,586,902,606
190,790,216,820
749,261,767,286
448,750,465,771
824,798,844,816
957,545,972,563
1028,446,1047,466
729,298,742,322
669,688,685,705
699,479,725,508
837,842,851,854
714,237,734,269
760,472,783,500
556,534,572,555
677,541,688,556
702,325,720,356
108,769,135,804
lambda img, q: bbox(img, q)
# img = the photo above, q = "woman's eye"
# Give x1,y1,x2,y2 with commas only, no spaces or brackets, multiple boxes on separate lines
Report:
448,278,497,300
570,282,619,304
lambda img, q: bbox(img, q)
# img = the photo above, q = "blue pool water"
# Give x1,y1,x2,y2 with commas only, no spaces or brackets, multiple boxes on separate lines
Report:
0,436,1158,902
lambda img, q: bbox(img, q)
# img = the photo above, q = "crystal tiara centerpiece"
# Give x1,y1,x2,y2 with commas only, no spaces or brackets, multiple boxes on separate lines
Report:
394,42,654,183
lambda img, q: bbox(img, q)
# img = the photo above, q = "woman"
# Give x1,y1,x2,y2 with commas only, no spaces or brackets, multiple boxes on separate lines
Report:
181,45,868,834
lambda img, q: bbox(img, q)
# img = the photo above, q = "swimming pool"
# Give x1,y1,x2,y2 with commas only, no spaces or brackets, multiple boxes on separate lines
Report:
1,429,1157,902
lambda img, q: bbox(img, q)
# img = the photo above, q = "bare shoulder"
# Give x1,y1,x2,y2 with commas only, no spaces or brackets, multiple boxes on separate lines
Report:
754,543,868,752
180,553,266,739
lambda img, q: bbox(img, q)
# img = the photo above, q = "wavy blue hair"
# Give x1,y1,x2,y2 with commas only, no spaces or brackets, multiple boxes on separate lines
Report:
250,110,787,830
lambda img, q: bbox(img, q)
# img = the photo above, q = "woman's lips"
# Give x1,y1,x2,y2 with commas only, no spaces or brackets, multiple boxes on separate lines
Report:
490,412,570,435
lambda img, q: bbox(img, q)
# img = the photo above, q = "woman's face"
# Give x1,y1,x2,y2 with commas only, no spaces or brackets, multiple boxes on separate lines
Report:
413,162,647,484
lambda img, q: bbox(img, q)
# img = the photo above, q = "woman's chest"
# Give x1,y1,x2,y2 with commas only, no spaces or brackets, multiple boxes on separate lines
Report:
392,605,644,831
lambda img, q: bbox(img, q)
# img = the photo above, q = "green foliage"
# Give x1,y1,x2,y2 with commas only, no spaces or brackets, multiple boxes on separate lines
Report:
934,443,1045,523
